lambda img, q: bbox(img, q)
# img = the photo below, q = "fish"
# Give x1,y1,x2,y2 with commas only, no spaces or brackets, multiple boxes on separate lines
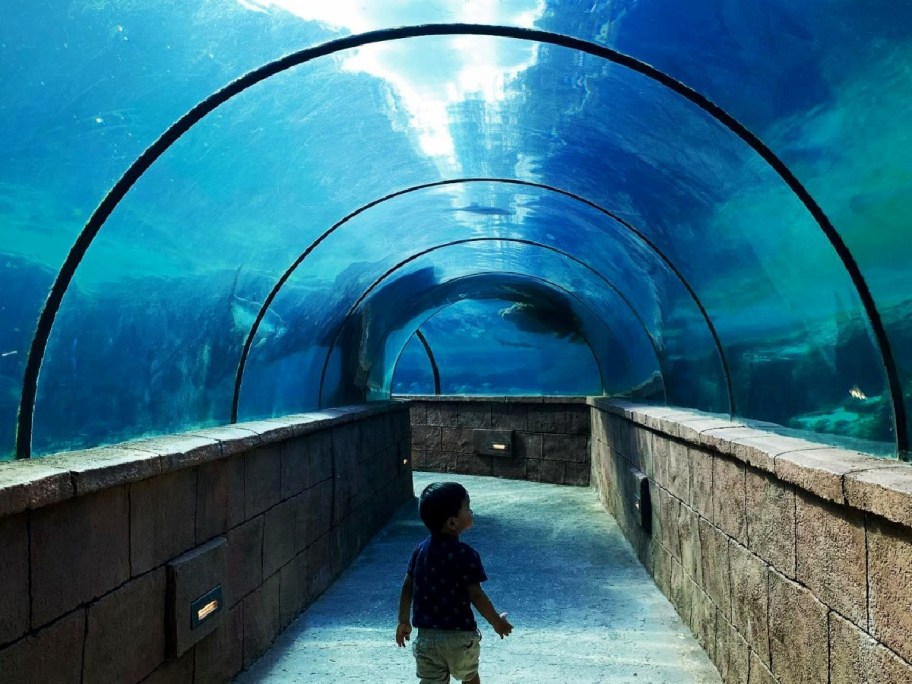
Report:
227,266,287,342
231,294,287,341
499,301,584,343
849,385,867,400
494,337,538,349
451,203,513,217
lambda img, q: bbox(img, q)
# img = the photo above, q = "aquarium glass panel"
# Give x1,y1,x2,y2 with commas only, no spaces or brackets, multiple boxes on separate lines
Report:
239,180,722,416
361,272,642,402
4,2,911,459
405,299,602,397
256,241,665,415
392,335,437,397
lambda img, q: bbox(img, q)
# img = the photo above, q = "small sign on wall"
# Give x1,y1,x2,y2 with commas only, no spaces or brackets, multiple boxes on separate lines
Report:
168,537,227,656
190,585,223,630
473,429,514,457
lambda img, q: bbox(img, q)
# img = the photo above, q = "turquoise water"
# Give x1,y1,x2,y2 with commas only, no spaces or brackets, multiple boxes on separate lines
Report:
392,297,603,397
1,2,910,459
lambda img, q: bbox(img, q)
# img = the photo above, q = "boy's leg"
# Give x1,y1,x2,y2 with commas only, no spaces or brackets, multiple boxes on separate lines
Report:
413,633,451,683
441,631,481,683
415,652,449,683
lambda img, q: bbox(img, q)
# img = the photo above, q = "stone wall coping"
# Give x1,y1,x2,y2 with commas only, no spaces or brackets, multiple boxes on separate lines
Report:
594,399,912,529
844,466,912,530
587,397,647,414
399,395,589,404
0,401,406,518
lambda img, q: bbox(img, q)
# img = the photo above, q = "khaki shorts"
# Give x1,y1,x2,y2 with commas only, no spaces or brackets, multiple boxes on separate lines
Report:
412,628,482,683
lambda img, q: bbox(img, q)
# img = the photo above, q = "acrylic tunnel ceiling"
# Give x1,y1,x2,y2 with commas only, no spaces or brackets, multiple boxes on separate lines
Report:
2,2,911,461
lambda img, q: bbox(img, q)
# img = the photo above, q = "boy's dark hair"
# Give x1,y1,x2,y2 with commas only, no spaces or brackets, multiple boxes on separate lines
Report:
419,482,468,533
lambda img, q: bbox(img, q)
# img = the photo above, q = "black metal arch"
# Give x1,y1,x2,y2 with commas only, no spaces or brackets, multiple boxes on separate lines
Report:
412,330,441,396
16,23,906,458
231,177,732,422
384,270,640,401
315,237,678,407
232,177,732,420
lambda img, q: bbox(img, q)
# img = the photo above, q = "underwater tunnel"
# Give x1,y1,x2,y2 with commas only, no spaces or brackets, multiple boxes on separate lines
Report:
3,3,912,683
3,7,911,460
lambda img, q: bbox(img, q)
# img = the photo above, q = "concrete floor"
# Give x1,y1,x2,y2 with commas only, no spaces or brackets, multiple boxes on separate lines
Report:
236,472,721,683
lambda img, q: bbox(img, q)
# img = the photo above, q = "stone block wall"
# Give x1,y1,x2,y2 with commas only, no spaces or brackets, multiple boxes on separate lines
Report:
408,397,590,486
0,403,412,683
590,398,912,683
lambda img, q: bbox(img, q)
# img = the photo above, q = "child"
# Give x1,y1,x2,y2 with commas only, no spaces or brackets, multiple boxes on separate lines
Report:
395,482,513,683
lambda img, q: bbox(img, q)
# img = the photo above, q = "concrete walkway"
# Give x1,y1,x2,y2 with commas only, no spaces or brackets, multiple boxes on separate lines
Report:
237,472,721,683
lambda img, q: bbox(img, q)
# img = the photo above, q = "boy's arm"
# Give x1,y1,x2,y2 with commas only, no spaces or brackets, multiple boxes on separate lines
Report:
395,574,413,647
467,583,513,638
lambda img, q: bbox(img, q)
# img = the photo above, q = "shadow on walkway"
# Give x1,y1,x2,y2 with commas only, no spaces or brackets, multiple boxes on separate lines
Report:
236,472,720,683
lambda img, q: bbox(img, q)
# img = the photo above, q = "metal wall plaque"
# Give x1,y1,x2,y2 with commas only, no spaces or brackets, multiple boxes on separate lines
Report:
168,536,227,656
190,585,223,630
473,429,514,457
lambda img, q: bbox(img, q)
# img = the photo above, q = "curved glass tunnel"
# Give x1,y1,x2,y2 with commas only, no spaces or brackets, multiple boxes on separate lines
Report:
2,4,911,460
390,297,607,398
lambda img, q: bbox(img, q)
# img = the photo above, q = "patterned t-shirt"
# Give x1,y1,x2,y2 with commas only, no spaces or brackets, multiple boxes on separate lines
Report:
407,533,488,631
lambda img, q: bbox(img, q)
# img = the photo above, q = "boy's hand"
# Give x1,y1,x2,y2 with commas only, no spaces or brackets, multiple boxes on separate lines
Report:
494,612,513,639
396,621,412,647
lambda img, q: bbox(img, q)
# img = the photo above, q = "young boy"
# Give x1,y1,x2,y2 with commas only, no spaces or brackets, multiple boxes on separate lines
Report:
395,482,513,683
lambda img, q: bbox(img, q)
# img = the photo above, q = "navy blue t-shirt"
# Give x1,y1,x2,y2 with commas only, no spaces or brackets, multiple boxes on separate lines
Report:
407,533,487,631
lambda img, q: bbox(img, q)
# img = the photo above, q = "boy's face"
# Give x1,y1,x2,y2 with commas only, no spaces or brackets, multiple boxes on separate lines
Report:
448,496,474,534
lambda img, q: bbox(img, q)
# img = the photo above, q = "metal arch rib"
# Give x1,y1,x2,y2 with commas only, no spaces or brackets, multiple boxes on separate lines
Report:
413,330,441,396
232,177,733,423
18,23,904,457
